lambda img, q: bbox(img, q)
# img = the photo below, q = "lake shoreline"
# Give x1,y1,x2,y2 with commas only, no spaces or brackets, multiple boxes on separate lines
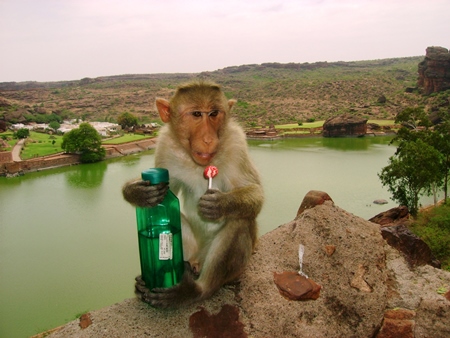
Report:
1,131,395,177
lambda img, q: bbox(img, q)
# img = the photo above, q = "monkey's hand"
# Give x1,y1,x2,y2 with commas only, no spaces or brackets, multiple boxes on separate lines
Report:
122,179,168,207
198,189,226,221
135,262,201,309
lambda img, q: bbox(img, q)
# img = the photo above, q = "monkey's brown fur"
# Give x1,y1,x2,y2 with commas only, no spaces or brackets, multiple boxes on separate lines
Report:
123,80,264,308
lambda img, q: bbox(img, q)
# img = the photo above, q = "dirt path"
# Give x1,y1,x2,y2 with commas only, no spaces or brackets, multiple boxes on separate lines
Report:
11,138,24,161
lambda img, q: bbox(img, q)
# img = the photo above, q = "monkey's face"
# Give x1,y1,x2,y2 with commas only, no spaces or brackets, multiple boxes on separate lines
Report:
155,82,234,167
176,104,225,166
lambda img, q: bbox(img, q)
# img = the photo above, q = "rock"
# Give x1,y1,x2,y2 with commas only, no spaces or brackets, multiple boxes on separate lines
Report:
377,95,387,104
45,193,450,338
373,199,388,205
324,245,336,256
189,305,247,338
350,264,373,293
78,313,92,329
367,123,381,131
418,46,450,95
322,113,368,137
297,190,333,216
369,206,409,226
273,271,321,300
380,224,441,268
377,308,415,338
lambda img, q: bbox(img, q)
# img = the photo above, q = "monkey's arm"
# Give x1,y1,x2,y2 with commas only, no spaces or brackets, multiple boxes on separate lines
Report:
198,184,263,221
122,179,169,207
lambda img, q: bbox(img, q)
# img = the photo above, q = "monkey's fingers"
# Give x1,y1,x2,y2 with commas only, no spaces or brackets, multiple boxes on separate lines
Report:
135,275,146,286
144,182,169,205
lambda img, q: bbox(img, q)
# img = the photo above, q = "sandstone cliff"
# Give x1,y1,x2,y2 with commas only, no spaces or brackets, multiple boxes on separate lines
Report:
418,46,450,95
322,113,368,137
44,192,450,338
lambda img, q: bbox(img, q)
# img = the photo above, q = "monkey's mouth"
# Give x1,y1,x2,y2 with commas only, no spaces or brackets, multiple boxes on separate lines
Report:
193,151,216,164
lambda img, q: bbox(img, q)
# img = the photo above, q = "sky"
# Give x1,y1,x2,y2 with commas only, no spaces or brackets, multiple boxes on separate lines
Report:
1,0,449,82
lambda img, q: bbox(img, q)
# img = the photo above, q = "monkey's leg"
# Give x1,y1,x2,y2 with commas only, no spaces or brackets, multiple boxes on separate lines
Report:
143,219,253,309
180,214,201,274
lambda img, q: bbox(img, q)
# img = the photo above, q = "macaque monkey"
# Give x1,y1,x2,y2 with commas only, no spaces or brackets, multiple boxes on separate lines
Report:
122,80,263,309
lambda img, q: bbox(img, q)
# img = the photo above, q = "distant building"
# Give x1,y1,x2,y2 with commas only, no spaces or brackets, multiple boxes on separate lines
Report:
58,121,121,136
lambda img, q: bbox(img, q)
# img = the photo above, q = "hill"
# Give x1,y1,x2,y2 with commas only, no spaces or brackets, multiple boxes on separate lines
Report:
0,56,430,127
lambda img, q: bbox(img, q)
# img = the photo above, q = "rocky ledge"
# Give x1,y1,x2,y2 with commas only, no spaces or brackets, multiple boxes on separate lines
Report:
418,46,450,95
44,191,450,338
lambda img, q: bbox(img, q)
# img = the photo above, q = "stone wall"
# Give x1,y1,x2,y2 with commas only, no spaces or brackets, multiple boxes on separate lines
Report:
1,138,157,175
1,154,80,175
0,151,12,163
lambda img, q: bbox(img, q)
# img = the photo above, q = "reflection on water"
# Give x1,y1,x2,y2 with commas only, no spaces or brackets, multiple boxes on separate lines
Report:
0,137,414,337
65,161,107,188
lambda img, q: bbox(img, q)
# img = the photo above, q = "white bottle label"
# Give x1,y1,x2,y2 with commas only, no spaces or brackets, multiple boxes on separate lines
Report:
159,233,173,260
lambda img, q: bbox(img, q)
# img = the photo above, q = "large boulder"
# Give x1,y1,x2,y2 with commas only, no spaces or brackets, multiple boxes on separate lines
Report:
369,205,410,226
381,225,441,269
323,113,368,137
45,192,450,338
418,46,450,95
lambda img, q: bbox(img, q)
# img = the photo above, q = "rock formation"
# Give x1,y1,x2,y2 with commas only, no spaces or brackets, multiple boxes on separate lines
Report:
322,113,368,137
45,191,450,338
418,46,450,95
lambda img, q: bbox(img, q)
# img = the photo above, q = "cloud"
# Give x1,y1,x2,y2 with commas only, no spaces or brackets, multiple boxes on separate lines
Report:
0,0,449,81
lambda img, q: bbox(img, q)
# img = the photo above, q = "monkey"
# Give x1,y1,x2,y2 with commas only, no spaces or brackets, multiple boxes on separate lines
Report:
122,80,264,309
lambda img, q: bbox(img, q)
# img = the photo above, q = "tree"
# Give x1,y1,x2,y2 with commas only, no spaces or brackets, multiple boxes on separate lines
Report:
392,106,450,204
430,112,450,202
61,123,106,163
395,106,431,130
379,139,443,217
48,121,60,131
117,112,138,129
14,128,30,139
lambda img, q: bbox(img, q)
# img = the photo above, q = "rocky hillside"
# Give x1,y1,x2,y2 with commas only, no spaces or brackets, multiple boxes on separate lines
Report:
0,56,437,127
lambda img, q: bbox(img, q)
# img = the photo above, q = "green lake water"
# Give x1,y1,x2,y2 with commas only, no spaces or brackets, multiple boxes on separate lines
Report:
1,136,438,337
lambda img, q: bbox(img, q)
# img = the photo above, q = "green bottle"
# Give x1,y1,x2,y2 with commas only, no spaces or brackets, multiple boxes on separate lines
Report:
135,168,184,289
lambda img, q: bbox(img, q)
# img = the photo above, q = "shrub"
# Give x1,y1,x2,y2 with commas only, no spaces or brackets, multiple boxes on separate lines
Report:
410,202,450,270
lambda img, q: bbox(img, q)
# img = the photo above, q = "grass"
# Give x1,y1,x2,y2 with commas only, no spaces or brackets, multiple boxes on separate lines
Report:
276,119,395,130
410,201,450,271
367,120,396,126
276,121,325,129
102,133,154,144
20,132,64,159
2,131,155,159
0,132,17,150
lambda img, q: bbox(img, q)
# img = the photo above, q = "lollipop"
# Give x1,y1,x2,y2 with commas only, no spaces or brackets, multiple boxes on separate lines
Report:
203,165,219,189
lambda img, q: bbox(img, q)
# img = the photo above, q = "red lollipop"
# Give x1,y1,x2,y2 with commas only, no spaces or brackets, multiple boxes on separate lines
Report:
204,165,218,189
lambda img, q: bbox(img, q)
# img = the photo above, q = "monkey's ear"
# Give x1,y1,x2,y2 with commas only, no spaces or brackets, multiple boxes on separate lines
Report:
228,99,237,110
156,98,171,123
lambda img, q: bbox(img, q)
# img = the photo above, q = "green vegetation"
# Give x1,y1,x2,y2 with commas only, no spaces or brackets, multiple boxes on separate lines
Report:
117,112,138,129
0,56,424,127
410,202,450,271
62,123,106,163
379,139,442,217
14,128,30,139
0,131,16,150
20,132,63,159
276,121,325,129
102,133,153,144
379,108,450,217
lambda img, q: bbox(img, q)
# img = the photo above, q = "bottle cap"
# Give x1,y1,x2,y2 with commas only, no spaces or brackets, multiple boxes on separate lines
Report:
141,168,169,184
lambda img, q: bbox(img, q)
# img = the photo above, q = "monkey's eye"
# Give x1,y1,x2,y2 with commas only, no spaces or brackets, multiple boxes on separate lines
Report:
208,110,220,117
191,111,202,117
